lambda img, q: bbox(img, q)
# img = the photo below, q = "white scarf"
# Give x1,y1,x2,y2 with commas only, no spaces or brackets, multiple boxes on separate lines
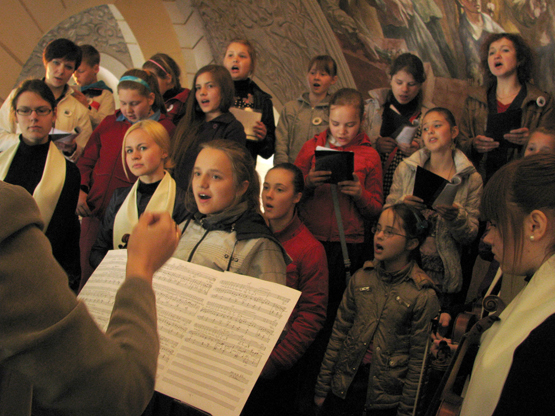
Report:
113,171,176,248
461,254,555,416
0,140,65,231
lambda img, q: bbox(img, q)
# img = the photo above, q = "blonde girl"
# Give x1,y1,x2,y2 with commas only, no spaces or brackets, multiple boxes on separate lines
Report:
76,68,176,288
223,39,275,162
90,120,187,268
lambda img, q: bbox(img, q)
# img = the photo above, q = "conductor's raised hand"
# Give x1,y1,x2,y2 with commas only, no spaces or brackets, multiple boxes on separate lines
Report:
126,212,181,283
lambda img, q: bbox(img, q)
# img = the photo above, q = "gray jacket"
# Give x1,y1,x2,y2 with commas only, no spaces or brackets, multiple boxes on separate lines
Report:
275,92,330,164
174,203,287,285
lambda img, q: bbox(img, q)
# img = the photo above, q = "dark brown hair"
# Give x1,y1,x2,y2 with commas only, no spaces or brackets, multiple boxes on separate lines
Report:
268,163,304,194
12,79,57,112
80,44,100,67
481,153,555,266
171,65,235,171
43,38,82,69
143,53,182,90
390,53,426,84
480,33,534,88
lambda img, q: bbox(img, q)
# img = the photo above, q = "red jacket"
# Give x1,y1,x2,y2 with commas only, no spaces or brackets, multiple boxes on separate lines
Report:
294,129,383,243
77,111,175,218
263,214,328,377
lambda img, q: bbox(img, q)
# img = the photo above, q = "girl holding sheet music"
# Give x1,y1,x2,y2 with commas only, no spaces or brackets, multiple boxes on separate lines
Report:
386,108,482,325
223,39,275,163
89,120,188,269
364,53,430,199
143,139,287,416
294,90,382,407
171,64,246,190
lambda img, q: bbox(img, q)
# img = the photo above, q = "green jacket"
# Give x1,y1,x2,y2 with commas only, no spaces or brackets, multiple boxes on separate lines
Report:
315,261,439,416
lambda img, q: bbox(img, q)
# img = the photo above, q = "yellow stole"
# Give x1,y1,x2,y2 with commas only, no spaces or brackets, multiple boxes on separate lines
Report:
0,140,65,231
113,171,176,248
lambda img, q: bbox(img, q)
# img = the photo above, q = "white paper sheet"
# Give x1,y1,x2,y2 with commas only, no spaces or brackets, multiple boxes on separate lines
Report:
229,108,262,141
79,251,300,416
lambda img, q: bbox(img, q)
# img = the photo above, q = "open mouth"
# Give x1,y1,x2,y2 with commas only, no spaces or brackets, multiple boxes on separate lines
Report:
264,203,274,210
231,65,239,71
200,99,210,105
313,83,321,88
198,193,211,200
494,62,503,68
375,243,384,252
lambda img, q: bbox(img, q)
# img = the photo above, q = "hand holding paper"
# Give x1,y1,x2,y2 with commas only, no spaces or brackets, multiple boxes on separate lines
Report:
230,108,262,141
434,204,459,221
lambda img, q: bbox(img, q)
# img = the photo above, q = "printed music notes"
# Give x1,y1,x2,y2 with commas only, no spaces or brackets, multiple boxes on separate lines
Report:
79,250,300,416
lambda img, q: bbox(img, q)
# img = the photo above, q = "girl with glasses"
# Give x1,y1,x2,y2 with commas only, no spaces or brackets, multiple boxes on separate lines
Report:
314,203,439,416
0,79,81,290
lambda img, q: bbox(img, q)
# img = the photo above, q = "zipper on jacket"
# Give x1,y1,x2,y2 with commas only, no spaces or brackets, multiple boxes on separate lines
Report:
187,220,210,263
226,224,238,271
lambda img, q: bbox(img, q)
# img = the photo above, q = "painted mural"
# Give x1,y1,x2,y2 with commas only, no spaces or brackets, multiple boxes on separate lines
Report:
318,0,555,107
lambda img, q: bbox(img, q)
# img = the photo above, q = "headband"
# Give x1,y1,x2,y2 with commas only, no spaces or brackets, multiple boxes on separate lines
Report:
119,76,151,92
148,59,170,76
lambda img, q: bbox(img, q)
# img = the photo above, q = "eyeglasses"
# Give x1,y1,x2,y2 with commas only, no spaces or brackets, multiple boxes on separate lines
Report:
371,224,407,239
15,107,53,116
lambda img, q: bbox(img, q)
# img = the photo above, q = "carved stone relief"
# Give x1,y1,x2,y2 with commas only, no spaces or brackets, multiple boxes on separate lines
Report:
16,5,132,89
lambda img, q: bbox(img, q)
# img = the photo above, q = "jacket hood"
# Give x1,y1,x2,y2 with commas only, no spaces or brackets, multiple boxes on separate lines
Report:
298,92,331,108
402,148,477,179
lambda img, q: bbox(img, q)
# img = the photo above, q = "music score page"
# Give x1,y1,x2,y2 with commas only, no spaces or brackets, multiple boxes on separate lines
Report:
79,250,300,416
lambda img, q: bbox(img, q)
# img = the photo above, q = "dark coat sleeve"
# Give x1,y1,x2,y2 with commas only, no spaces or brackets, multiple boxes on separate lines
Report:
0,181,159,416
492,313,555,416
45,160,81,290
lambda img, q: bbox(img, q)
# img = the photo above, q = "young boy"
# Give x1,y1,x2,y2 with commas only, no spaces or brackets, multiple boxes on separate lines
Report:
72,45,115,129
274,55,338,164
0,38,92,162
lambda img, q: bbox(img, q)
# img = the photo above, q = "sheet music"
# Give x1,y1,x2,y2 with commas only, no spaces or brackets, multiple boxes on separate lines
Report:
229,107,262,141
394,125,418,145
432,175,462,208
79,250,300,416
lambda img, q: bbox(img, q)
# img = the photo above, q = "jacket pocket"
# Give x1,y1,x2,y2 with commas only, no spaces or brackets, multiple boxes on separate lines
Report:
381,353,409,395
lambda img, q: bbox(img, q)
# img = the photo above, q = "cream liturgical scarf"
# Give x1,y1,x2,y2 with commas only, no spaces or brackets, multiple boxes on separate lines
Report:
460,254,555,416
0,140,65,231
113,171,176,248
